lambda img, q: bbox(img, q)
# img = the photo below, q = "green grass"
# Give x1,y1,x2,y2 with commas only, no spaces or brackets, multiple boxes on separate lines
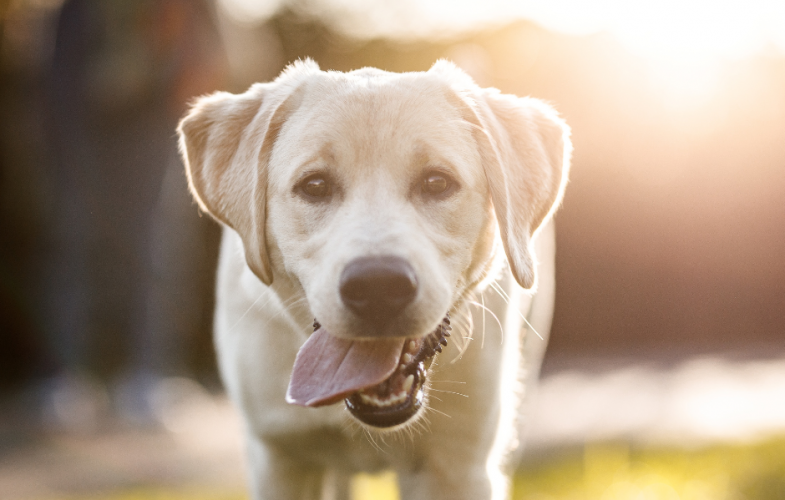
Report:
513,437,785,500
54,437,785,500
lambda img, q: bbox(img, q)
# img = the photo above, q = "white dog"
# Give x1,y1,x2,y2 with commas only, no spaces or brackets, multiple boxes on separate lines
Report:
177,60,570,500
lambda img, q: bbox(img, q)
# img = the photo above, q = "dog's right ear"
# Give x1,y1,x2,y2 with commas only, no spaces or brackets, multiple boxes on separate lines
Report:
177,60,318,285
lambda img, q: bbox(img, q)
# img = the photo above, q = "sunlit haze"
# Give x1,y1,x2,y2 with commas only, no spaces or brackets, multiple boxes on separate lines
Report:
219,0,785,61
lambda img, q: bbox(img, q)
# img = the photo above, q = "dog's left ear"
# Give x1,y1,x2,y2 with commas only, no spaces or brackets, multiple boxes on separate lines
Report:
431,59,570,289
473,90,571,289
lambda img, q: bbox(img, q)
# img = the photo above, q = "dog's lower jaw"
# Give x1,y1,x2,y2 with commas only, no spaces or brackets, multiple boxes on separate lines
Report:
338,315,452,428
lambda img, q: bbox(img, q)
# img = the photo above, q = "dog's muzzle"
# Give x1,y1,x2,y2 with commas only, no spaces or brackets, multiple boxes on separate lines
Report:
287,315,451,428
286,255,451,427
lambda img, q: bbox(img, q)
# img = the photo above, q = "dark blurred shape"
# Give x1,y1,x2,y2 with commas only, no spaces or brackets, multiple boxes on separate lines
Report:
42,0,227,379
1,0,64,389
0,0,230,428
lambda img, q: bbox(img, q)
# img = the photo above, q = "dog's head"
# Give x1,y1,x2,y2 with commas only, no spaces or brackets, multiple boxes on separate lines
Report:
178,60,570,428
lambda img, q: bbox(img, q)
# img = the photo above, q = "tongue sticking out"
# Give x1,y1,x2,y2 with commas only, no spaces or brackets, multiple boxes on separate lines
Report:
286,327,405,407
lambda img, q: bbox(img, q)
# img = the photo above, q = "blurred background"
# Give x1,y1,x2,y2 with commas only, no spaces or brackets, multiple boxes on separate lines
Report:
1,0,784,499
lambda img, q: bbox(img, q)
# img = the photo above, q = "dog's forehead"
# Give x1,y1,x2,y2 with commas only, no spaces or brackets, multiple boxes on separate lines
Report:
269,70,480,186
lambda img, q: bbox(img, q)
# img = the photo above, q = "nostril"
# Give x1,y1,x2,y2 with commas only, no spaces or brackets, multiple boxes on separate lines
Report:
339,256,418,320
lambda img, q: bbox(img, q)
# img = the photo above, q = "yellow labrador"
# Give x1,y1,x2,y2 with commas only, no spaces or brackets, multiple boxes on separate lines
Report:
178,60,570,500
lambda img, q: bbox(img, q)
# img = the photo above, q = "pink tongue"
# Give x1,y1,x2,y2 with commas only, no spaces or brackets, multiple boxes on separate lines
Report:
286,328,405,407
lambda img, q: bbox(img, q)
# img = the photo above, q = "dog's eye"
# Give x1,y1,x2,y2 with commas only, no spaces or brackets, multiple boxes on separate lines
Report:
422,173,451,196
300,176,331,199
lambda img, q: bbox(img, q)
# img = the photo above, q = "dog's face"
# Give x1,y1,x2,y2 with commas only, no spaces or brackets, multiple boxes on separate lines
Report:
266,70,494,342
178,60,570,428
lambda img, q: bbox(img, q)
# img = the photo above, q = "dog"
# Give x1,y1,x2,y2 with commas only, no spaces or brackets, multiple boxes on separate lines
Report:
177,59,570,500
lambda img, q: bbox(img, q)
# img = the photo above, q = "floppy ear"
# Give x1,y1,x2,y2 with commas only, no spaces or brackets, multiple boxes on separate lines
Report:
177,60,318,285
474,90,571,289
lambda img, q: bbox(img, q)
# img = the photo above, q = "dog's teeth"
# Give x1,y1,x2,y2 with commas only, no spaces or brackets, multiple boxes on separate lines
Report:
399,363,407,372
439,337,448,346
403,374,414,393
434,344,442,353
403,353,413,364
360,392,395,408
409,340,416,352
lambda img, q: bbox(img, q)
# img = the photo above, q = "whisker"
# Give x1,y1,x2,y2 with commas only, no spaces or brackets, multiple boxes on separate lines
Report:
521,311,544,340
431,380,466,384
429,388,469,398
280,295,308,313
227,292,272,334
268,295,309,324
468,300,504,345
489,280,544,340
489,280,510,304
414,413,432,435
449,307,474,362
401,424,415,444
481,292,487,349
362,427,387,455
427,407,452,419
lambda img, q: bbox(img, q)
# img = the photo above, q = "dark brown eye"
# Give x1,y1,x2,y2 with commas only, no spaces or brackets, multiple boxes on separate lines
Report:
301,176,331,198
422,173,450,195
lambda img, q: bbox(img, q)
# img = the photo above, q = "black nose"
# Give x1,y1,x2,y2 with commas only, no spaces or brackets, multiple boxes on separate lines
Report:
339,256,418,323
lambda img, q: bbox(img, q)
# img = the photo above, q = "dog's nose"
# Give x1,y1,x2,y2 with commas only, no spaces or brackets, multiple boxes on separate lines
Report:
339,256,418,322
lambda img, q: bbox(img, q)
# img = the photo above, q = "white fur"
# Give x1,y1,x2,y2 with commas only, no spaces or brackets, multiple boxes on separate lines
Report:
178,60,571,500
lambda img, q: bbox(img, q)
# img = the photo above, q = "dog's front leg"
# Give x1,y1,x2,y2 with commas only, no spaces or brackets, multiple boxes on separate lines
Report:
246,435,326,500
395,390,513,500
398,462,501,500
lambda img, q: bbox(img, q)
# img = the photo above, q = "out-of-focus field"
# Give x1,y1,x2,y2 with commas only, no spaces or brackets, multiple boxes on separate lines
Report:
514,438,785,500
4,361,785,500
9,438,785,500
38,490,246,500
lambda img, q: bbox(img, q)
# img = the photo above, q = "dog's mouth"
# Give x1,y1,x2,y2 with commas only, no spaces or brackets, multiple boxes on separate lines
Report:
346,316,451,427
286,315,451,428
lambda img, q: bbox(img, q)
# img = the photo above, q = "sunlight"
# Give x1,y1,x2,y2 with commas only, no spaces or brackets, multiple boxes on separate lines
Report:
216,0,785,105
218,0,785,60
606,0,776,61
517,0,785,63
645,58,723,110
